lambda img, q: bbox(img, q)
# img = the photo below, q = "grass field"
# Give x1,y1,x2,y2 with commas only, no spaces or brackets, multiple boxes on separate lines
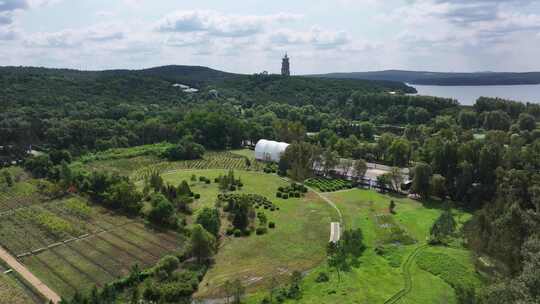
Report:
155,169,339,299
241,189,478,304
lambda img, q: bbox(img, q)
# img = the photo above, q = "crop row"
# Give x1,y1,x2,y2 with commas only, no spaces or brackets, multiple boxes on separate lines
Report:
305,177,354,192
131,152,264,181
20,222,183,298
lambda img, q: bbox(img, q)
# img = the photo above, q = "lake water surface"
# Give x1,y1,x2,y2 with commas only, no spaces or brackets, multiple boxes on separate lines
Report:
411,84,540,106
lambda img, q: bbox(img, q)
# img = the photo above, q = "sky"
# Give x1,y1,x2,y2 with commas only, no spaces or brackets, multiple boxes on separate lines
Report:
1,0,540,74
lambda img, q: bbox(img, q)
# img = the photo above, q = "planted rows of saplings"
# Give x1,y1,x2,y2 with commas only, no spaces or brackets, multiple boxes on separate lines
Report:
131,151,263,181
305,177,354,192
219,193,277,237
219,193,278,211
21,222,183,298
276,183,308,199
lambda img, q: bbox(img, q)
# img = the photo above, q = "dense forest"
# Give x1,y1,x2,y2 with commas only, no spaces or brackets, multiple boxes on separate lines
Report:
2,65,540,303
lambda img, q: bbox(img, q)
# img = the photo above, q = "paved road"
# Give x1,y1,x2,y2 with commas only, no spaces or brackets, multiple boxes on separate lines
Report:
0,245,60,303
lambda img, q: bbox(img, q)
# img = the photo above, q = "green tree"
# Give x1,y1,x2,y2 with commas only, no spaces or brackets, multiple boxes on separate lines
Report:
431,174,447,198
281,142,321,181
190,224,216,263
483,110,511,131
353,159,368,182
430,209,456,244
196,207,221,237
388,138,411,167
359,121,375,140
2,171,13,187
458,110,477,129
411,163,432,198
321,149,339,177
518,113,536,131
148,194,175,226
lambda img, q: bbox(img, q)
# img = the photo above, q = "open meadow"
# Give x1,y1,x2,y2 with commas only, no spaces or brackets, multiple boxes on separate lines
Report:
243,189,479,304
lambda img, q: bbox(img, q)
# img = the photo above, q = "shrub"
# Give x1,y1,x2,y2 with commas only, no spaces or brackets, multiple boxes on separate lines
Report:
194,193,201,199
293,192,300,198
198,176,205,182
205,179,211,184
276,192,282,198
269,222,276,229
256,227,267,235
233,229,243,237
315,272,329,283
226,227,234,236
278,186,284,192
229,185,236,191
282,194,289,199
244,229,252,236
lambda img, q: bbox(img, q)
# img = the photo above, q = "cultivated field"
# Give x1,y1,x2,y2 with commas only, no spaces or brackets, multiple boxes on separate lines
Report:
0,194,184,298
155,169,339,299
0,269,40,304
132,151,263,181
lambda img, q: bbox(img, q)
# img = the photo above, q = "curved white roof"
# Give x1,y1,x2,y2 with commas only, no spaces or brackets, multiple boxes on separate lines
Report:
254,139,289,162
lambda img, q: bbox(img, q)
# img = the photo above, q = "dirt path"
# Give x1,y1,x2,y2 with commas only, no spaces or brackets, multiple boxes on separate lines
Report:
0,245,61,303
383,244,428,304
309,188,343,227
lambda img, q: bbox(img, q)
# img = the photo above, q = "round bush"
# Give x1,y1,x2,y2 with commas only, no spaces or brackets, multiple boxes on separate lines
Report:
276,192,282,198
233,229,243,237
256,227,268,235
229,185,236,191
194,193,201,199
282,194,289,199
278,186,284,192
315,272,330,283
268,222,276,229
205,180,211,184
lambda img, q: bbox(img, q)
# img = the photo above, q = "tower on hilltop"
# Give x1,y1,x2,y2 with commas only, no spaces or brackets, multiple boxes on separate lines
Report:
281,53,290,76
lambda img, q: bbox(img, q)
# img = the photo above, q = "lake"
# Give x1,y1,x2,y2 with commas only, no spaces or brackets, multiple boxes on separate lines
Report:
410,83,540,106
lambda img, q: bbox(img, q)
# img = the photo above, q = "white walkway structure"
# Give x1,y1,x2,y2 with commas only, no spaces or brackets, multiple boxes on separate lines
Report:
330,222,341,243
254,139,289,162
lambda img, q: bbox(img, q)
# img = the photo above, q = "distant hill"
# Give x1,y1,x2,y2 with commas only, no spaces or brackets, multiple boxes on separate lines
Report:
0,65,416,107
308,70,540,86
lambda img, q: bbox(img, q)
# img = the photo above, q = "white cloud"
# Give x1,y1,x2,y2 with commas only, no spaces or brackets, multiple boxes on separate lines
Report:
269,27,350,49
24,23,126,48
155,10,302,37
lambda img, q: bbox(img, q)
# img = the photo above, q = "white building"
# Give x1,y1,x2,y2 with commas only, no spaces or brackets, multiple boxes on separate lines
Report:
254,139,289,162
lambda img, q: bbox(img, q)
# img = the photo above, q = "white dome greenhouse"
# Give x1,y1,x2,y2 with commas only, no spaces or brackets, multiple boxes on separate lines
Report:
254,139,290,162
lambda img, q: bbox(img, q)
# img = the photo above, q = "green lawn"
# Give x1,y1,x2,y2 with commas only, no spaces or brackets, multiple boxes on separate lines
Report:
158,170,339,299
242,189,478,304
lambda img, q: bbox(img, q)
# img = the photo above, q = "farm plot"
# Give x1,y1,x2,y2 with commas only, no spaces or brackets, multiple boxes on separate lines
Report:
305,177,354,192
0,272,37,304
131,151,264,181
20,220,184,298
0,195,184,298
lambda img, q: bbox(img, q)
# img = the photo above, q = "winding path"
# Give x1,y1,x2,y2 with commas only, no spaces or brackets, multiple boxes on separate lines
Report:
383,244,428,304
0,245,60,303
